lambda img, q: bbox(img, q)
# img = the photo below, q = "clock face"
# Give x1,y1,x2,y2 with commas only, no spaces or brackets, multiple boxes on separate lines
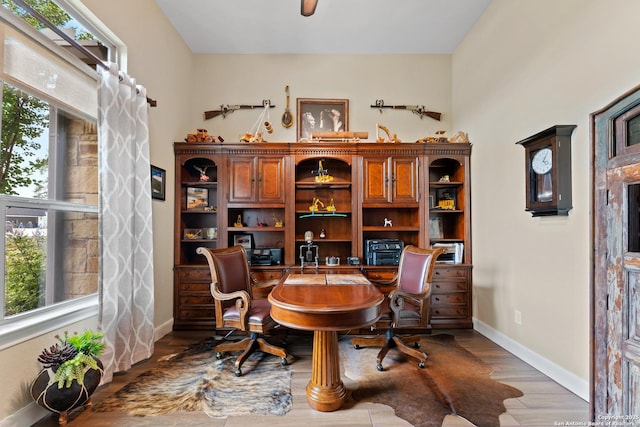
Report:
531,147,552,175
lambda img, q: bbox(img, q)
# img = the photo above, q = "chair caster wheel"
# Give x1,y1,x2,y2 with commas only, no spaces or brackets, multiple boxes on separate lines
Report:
377,363,384,371
216,352,223,359
418,361,425,369
234,369,242,377
281,357,288,366
354,344,361,349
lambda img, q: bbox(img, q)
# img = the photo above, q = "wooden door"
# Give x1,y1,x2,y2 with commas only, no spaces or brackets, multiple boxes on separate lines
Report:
391,157,419,203
592,85,640,418
228,157,255,203
257,157,284,203
362,157,389,203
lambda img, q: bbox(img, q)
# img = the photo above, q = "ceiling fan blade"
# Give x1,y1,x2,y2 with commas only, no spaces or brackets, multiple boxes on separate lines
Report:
301,0,318,16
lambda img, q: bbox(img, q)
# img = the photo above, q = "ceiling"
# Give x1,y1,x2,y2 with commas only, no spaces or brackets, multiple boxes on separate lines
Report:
154,0,492,55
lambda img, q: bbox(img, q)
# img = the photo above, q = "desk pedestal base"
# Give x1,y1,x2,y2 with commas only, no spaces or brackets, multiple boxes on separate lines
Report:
306,330,346,411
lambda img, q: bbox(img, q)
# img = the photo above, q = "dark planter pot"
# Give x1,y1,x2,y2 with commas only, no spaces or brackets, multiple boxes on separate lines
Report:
30,359,104,425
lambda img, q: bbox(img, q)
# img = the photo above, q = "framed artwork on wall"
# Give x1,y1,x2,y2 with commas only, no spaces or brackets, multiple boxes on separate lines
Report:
151,165,166,200
296,98,349,141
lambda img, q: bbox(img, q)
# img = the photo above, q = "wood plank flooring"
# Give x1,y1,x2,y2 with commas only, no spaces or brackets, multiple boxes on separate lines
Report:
32,329,588,427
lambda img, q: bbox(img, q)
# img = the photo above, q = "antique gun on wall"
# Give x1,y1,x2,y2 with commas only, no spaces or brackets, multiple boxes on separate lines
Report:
204,99,275,120
371,99,441,121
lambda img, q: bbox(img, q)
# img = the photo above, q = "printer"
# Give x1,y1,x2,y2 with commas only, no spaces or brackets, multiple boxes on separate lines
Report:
246,248,284,266
365,239,404,266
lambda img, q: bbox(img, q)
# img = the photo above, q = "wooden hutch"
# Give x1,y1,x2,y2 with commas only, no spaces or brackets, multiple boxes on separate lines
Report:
173,141,472,330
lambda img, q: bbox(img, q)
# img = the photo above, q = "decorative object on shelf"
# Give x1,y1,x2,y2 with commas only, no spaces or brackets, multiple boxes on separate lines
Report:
193,165,210,181
281,85,293,128
326,199,336,212
429,217,444,239
325,256,340,266
516,125,576,216
185,128,224,143
233,233,254,249
436,189,456,210
184,228,202,240
313,160,334,182
297,98,349,142
371,99,441,121
449,131,469,143
376,123,401,143
234,214,244,227
384,218,393,227
273,214,284,227
203,227,218,240
203,206,217,212
319,228,326,239
309,197,325,212
256,218,268,227
150,165,166,201
310,131,368,142
347,256,360,265
186,187,208,210
417,130,448,143
30,330,105,426
238,100,276,143
203,99,275,120
439,175,450,182
300,230,319,269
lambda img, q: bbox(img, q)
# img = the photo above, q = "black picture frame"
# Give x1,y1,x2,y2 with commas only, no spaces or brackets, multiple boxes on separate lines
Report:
296,98,349,142
233,233,255,249
151,165,166,201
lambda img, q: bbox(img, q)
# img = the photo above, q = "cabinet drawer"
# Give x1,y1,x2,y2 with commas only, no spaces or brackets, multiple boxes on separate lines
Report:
433,266,468,280
364,270,397,282
179,282,211,292
179,294,214,305
432,281,467,293
431,293,467,306
251,270,284,283
177,308,215,319
178,267,211,282
431,306,469,319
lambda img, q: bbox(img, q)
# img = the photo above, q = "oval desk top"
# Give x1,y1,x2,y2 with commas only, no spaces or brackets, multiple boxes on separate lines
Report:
268,280,384,331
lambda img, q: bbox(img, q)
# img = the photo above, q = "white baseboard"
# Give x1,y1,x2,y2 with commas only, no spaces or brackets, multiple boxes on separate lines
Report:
155,318,174,341
0,402,48,427
473,317,589,402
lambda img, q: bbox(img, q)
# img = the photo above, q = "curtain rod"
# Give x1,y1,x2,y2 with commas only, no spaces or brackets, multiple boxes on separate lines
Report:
11,0,157,107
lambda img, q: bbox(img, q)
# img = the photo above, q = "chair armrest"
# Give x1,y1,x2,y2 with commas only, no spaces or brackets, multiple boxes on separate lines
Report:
388,284,432,326
211,284,251,328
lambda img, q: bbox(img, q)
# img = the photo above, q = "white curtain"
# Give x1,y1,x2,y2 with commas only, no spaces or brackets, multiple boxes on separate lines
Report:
97,63,155,383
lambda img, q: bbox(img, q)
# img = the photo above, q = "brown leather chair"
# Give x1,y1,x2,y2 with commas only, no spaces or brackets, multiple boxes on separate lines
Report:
352,245,445,371
197,245,288,376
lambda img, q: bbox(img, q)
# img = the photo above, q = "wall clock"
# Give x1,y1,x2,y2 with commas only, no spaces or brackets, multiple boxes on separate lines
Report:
516,125,576,216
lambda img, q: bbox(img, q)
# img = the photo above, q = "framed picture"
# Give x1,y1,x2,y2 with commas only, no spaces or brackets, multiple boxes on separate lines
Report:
435,188,456,210
296,98,349,141
233,233,254,249
150,165,166,201
429,217,444,239
186,186,208,210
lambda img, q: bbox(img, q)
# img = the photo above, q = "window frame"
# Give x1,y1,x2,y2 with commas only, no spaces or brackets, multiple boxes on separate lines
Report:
0,1,124,346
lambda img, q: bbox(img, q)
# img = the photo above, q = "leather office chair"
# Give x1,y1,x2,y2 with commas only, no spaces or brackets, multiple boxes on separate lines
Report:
197,245,288,376
352,245,445,371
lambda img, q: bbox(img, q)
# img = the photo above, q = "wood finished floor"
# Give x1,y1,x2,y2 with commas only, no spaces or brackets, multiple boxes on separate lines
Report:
32,329,588,427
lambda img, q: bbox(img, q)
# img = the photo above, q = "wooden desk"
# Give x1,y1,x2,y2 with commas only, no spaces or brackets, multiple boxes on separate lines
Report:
268,273,383,411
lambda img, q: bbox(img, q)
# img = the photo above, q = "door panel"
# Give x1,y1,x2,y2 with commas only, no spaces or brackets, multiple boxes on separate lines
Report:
392,157,419,203
257,157,284,202
228,157,255,203
363,157,389,203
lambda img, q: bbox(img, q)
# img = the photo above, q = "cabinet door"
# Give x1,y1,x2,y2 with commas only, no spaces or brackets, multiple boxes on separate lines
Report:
228,157,256,203
363,157,390,203
257,157,284,203
392,157,418,203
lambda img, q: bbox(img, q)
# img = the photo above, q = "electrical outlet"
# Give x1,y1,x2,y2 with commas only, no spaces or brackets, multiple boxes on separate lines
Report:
514,309,522,325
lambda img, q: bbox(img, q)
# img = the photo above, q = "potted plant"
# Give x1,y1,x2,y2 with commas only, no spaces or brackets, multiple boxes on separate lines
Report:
30,330,105,426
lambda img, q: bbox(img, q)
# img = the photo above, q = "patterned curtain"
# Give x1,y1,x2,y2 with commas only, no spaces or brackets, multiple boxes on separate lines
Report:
97,64,155,383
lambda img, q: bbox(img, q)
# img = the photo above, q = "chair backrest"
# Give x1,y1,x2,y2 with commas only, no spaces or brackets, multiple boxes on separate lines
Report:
396,245,443,294
198,245,251,294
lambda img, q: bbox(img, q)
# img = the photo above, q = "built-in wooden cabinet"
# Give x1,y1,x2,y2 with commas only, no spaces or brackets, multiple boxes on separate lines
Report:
173,142,472,330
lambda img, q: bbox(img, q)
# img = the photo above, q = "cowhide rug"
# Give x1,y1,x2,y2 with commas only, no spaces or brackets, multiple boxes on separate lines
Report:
341,334,523,427
93,337,292,418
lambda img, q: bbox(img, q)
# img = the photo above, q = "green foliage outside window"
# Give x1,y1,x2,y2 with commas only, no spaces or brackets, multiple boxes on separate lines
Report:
4,233,46,316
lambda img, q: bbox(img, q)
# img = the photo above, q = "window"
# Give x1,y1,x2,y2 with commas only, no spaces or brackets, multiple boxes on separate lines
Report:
0,1,122,346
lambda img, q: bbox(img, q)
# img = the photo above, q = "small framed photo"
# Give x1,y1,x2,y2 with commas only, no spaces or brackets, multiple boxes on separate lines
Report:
297,98,349,141
233,233,254,249
151,165,166,201
436,188,456,210
186,186,208,210
429,217,444,239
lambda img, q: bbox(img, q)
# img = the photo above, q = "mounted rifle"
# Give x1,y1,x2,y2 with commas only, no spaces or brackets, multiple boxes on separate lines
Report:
204,99,275,120
371,99,441,121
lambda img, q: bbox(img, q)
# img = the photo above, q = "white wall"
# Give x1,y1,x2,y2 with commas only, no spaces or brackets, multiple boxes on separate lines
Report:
452,0,640,388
